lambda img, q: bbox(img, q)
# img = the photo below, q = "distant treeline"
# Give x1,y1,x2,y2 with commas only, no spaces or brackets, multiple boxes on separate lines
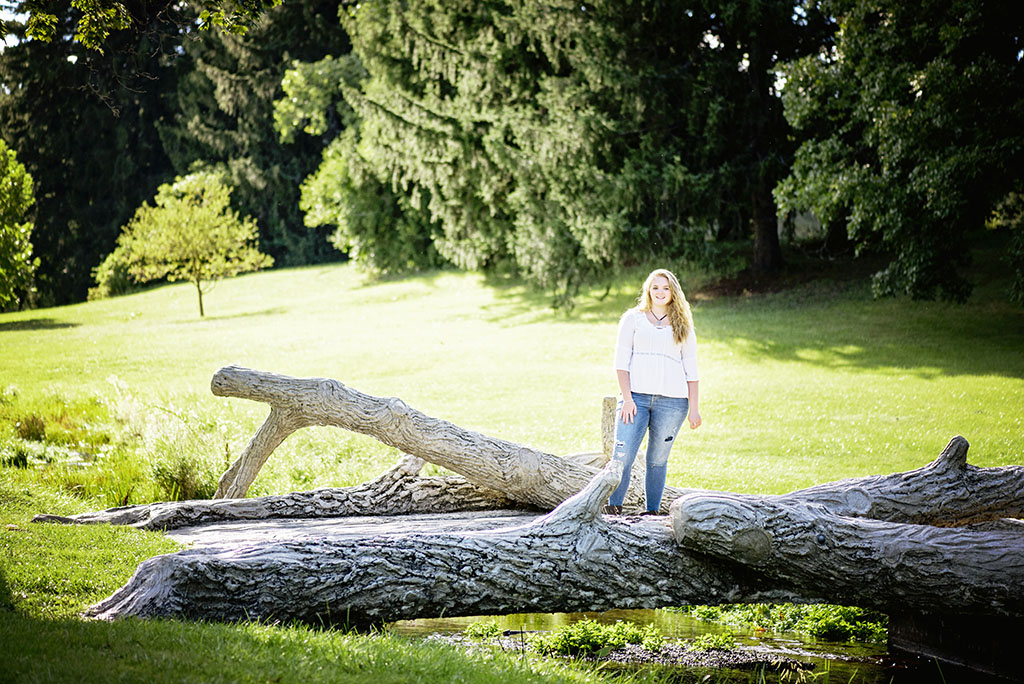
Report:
2,0,1021,307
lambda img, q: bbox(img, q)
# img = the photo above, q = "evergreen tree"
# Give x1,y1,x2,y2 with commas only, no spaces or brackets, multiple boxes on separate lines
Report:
275,55,441,273
775,0,1024,302
161,0,351,267
0,1,183,304
335,0,825,302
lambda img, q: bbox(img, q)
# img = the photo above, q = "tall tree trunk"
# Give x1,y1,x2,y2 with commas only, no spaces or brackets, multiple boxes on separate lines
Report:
195,279,204,317
747,27,784,274
751,183,783,272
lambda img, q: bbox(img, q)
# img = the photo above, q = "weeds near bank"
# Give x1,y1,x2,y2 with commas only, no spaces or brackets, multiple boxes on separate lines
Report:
466,619,505,640
686,631,737,652
679,604,887,644
530,619,664,658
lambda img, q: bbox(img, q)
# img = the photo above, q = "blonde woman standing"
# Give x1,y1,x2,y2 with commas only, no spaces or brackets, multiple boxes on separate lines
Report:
604,268,701,515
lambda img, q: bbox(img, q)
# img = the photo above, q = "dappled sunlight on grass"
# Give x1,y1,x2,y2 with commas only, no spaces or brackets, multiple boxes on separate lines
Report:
0,261,1021,505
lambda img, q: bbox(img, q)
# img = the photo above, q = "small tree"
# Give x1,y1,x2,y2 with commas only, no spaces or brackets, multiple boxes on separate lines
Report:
115,171,273,316
0,140,38,310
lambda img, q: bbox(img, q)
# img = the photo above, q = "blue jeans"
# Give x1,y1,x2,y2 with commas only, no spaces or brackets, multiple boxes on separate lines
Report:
607,392,688,510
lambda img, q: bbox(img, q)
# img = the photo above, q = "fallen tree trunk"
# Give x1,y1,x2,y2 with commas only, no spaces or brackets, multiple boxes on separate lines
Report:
87,440,1024,624
33,456,518,531
209,365,655,511
31,366,1016,637
208,368,1022,527
671,493,1024,616
87,462,803,624
772,436,1024,525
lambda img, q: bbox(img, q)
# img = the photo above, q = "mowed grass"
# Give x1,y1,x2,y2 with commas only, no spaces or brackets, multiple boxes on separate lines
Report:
1,259,1022,498
1,257,1022,684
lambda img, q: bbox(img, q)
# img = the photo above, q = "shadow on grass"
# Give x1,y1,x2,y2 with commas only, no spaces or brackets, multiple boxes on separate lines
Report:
201,307,289,322
0,318,80,332
480,271,636,326
478,263,1024,380
694,279,1024,380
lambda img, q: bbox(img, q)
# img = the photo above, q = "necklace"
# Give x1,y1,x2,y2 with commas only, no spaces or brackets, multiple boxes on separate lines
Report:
652,310,668,326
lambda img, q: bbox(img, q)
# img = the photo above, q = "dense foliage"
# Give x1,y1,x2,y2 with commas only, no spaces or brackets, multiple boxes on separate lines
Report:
0,1,184,305
529,619,663,657
0,139,36,309
110,171,273,316
275,53,442,272
684,603,888,643
3,0,1022,307
776,0,1024,301
160,0,350,267
308,0,827,303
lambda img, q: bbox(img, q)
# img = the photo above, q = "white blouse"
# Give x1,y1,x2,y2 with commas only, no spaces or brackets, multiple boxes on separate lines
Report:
614,309,698,398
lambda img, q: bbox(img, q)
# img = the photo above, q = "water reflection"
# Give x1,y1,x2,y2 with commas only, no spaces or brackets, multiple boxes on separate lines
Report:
391,608,937,683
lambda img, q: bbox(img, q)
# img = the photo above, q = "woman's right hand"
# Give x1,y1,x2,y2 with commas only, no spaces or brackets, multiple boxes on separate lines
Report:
620,396,637,424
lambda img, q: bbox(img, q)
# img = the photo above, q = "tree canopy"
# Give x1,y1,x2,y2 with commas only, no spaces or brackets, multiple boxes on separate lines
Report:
4,0,1023,308
114,171,273,316
276,0,827,304
775,0,1024,301
0,138,36,309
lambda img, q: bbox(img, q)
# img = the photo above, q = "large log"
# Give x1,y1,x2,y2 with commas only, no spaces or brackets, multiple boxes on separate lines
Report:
87,462,804,624
209,368,1022,528
33,367,1017,658
32,455,518,530
86,442,1024,624
671,493,1024,616
209,365,657,511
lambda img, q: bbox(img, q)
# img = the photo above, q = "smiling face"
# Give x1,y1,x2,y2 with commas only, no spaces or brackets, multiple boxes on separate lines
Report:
648,275,673,308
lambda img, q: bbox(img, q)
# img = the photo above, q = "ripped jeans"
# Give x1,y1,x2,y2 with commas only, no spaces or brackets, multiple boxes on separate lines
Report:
607,392,689,511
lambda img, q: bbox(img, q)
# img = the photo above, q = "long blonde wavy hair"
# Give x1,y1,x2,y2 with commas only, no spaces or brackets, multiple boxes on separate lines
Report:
637,268,693,345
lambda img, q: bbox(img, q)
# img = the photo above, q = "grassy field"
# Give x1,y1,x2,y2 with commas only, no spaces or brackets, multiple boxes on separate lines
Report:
1,256,1022,683
2,258,1021,500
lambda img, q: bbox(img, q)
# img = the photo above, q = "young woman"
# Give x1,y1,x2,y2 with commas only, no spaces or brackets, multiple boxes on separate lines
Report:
605,268,701,515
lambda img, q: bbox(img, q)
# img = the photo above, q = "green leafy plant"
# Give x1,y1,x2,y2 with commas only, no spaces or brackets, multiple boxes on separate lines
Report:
679,603,887,644
686,631,736,652
530,619,662,658
463,620,503,641
88,243,139,300
0,139,37,310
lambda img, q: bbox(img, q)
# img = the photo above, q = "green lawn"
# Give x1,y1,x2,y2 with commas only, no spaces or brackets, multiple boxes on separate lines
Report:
1,258,1022,683
2,260,1021,499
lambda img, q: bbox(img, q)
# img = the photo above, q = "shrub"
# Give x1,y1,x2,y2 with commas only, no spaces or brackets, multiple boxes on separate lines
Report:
463,620,503,641
686,631,736,652
88,243,138,300
530,619,662,657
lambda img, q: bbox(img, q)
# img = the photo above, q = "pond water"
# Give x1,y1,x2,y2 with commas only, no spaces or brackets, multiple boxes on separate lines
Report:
391,609,941,683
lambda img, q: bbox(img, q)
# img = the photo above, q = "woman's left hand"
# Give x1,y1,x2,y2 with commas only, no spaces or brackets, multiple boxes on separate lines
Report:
688,408,702,429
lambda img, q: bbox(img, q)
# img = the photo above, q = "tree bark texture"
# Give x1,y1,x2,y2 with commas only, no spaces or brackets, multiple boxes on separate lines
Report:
678,436,1024,526
33,456,518,531
86,438,1024,625
45,366,1022,627
209,366,657,511
87,462,803,624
